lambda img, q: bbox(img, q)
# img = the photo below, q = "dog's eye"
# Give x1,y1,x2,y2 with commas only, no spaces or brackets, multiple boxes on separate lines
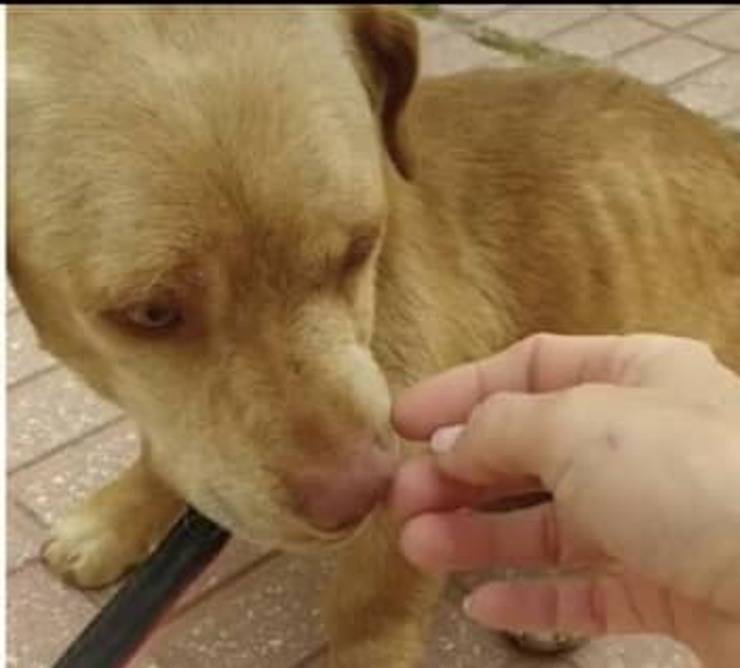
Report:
342,230,379,273
123,301,183,331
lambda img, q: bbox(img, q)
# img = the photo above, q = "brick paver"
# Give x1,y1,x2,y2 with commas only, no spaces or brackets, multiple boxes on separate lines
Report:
7,502,46,574
9,419,138,525
7,310,56,386
8,366,122,471
480,6,606,41
628,5,728,28
669,54,740,118
437,5,508,21
421,28,520,77
8,5,739,668
543,12,662,61
148,554,334,668
614,34,723,85
687,10,740,51
7,564,98,668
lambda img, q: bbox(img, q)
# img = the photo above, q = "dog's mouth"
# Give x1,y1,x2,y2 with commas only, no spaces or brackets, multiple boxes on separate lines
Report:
199,483,388,554
188,430,400,552
281,502,384,554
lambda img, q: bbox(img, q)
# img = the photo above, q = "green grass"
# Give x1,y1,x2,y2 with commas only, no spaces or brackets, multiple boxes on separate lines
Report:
473,27,592,68
408,5,440,19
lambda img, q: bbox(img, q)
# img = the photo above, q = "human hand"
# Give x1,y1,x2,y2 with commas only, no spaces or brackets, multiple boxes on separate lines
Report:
390,334,740,666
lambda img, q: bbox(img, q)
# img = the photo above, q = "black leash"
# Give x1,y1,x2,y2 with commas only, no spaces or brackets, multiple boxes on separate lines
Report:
51,493,551,667
52,508,230,668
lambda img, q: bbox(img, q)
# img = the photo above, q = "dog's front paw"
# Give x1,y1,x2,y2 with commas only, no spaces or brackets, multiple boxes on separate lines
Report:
42,459,184,589
43,505,155,589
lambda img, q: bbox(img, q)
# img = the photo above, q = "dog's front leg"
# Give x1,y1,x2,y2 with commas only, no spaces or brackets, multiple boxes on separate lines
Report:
325,509,443,668
43,441,184,589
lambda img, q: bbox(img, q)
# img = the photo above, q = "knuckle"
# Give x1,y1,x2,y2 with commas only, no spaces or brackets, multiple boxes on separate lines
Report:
684,339,718,364
475,390,521,420
621,335,719,386
525,332,559,348
473,391,528,433
521,333,555,390
548,383,607,420
627,334,715,364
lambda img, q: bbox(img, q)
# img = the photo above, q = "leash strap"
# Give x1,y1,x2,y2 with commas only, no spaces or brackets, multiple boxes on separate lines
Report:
52,508,230,668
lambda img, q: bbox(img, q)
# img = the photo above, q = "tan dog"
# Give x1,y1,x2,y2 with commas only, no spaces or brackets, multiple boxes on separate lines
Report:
9,5,740,667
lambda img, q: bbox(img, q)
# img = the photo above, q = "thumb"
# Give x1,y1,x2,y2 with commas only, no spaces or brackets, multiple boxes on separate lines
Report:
461,573,660,637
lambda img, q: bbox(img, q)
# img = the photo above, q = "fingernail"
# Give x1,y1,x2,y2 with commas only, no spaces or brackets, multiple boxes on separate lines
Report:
430,424,465,454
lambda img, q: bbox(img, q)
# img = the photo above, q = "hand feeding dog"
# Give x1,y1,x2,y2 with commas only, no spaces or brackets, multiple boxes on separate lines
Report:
9,6,740,666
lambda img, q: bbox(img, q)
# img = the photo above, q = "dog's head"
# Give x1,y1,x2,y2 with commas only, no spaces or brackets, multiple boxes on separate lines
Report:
9,6,418,548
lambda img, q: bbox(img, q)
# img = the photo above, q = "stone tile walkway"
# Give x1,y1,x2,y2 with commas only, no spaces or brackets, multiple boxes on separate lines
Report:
8,5,739,667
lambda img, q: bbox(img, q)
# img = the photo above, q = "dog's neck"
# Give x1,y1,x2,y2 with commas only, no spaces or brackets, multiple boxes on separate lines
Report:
371,171,519,393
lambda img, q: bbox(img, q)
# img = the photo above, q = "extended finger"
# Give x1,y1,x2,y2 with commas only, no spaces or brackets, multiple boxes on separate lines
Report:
399,503,602,575
393,333,723,442
463,576,652,637
389,455,541,523
393,333,626,440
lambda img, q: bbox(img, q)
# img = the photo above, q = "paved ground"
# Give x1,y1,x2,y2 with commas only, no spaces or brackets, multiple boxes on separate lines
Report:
8,5,739,667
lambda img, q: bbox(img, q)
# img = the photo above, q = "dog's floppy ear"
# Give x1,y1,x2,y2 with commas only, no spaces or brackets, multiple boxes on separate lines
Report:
346,6,419,180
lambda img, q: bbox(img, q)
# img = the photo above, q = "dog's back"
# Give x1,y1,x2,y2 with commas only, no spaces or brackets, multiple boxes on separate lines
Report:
378,66,740,375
